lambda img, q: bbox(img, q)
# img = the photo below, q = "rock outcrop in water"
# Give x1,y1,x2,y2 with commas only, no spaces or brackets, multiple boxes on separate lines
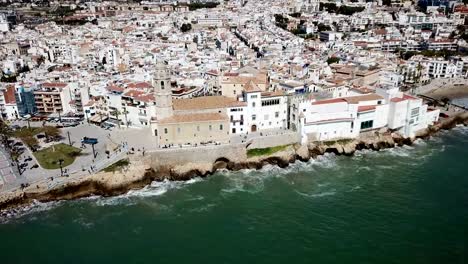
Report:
1,112,468,213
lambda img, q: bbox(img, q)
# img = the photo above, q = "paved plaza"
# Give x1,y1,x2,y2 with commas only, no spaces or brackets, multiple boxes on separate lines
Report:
0,122,129,193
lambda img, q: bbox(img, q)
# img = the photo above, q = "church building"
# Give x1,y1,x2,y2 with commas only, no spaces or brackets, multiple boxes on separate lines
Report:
150,61,230,147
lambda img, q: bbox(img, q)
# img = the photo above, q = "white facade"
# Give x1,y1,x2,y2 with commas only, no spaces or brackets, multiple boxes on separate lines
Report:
295,88,439,142
241,91,288,133
0,14,9,32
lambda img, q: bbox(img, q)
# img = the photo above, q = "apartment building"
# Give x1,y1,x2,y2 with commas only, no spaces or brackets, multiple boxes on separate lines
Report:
34,82,72,115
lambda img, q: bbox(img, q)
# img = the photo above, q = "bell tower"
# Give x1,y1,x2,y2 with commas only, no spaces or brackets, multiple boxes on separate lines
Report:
153,60,173,120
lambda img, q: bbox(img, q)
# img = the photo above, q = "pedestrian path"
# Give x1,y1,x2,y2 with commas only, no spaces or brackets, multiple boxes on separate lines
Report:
0,152,16,190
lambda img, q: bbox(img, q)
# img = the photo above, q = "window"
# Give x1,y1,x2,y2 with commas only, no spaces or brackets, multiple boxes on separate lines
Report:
411,107,419,117
264,114,269,120
220,124,223,130
252,102,256,107
252,114,256,121
360,120,374,130
377,100,382,105
177,127,181,133
261,99,280,106
209,125,212,131
161,81,165,90
230,115,233,121
251,94,258,99
164,128,168,134
197,126,200,131
275,112,279,118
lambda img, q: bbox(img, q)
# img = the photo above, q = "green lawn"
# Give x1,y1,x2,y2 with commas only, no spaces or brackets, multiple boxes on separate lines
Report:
33,143,82,169
103,159,130,172
247,145,290,158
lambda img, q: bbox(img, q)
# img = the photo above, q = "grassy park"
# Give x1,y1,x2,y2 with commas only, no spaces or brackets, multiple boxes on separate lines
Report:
33,143,82,169
103,159,130,172
247,145,290,158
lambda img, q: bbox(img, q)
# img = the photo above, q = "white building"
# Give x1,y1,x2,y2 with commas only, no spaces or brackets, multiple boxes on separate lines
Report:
293,88,439,142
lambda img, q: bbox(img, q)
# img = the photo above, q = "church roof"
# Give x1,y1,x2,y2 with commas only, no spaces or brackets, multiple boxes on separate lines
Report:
158,113,228,124
173,96,246,111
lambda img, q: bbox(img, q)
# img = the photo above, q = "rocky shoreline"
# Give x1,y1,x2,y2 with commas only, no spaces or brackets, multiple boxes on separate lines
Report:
1,112,468,214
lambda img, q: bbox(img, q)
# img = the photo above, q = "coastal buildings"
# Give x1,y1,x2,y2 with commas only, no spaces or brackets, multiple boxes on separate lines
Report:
293,86,439,141
0,0,455,145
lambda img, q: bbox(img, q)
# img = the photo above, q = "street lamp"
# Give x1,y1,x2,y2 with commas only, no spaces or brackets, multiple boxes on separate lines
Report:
58,158,64,177
85,109,90,123
67,131,72,146
13,156,22,176
91,143,97,158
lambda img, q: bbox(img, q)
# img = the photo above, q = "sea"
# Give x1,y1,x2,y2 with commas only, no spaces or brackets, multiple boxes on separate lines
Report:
0,127,467,264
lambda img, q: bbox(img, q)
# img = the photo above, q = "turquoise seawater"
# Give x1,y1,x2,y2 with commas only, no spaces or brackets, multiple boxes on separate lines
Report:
1,127,468,264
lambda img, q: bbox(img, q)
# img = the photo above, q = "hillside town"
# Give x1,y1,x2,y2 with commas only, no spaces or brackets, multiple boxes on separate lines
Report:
1,0,468,191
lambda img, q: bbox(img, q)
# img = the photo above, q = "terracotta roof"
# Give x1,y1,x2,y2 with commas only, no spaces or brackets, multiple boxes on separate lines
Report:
343,94,383,104
135,94,155,103
244,80,261,92
173,96,242,111
390,94,418,103
312,98,347,105
42,82,67,88
107,85,124,93
159,113,228,124
128,82,152,89
261,91,284,97
123,89,145,98
4,85,16,104
358,105,377,112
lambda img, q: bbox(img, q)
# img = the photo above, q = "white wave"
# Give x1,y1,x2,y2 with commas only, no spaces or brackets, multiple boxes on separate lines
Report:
73,217,95,229
349,185,361,191
0,200,62,224
308,153,337,169
357,166,371,172
295,190,337,198
221,174,265,195
381,147,411,157
317,182,331,188
94,178,204,206
188,203,216,213
376,165,397,170
413,138,427,146
185,195,205,202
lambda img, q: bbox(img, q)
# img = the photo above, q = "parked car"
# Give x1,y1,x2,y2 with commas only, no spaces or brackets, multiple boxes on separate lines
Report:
81,137,98,145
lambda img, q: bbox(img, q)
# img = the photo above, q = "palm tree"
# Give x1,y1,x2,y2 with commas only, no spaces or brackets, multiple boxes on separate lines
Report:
413,63,424,94
111,109,121,129
0,121,12,148
122,107,129,128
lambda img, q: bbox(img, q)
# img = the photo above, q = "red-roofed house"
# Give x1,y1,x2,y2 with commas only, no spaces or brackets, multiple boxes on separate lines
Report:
0,85,19,120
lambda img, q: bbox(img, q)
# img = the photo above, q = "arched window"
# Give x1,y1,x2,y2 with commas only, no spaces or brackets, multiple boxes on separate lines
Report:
161,81,165,90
